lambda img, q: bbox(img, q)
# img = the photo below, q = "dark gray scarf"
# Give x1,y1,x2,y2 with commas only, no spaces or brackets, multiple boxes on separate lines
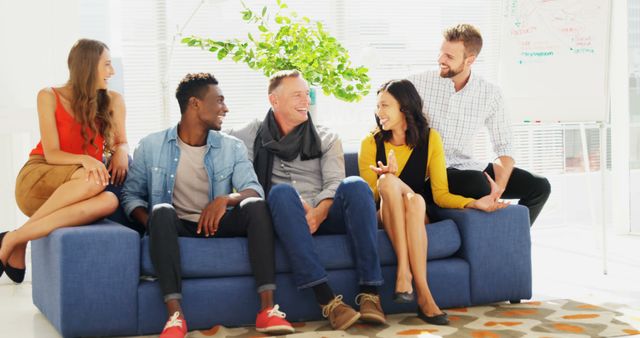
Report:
253,109,322,195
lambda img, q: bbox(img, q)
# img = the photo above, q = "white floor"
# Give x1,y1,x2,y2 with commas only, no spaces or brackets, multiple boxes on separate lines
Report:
1,223,639,338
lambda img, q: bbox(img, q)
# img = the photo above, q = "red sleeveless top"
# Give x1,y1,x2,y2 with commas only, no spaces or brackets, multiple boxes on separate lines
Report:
30,88,105,161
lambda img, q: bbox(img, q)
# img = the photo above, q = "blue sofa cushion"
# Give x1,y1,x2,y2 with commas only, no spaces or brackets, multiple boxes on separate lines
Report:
140,219,461,278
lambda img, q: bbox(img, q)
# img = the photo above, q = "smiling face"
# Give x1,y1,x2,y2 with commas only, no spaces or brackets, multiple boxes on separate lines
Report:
194,84,228,131
438,40,472,79
269,76,311,129
376,90,406,133
95,49,115,90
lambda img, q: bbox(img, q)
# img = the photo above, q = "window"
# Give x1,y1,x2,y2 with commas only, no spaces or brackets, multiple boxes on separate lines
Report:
115,0,622,229
119,0,501,149
629,0,640,233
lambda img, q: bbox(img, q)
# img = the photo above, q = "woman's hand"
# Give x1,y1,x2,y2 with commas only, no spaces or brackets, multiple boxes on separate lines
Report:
81,155,110,186
467,173,510,212
108,145,129,186
369,149,398,176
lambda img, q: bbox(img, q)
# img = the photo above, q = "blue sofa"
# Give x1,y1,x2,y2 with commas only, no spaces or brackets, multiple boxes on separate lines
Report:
31,152,532,338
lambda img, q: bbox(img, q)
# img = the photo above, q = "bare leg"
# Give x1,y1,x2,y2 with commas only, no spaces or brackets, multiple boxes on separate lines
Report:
3,168,109,268
377,174,412,294
0,191,118,264
403,193,443,317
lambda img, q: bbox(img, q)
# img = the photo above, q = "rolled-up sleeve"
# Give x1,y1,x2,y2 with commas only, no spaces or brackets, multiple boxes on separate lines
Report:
121,141,150,219
315,133,345,205
485,88,513,159
231,139,264,198
358,134,380,202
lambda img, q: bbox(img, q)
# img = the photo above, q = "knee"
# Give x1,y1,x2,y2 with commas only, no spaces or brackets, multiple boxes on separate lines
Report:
100,191,119,216
82,191,118,221
239,197,270,217
377,174,400,197
338,176,372,199
267,184,298,204
241,198,274,232
403,193,426,213
534,177,551,198
150,203,176,220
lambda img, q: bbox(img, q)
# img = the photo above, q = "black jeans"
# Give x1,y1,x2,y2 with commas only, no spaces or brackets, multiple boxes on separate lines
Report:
428,164,551,225
147,197,276,302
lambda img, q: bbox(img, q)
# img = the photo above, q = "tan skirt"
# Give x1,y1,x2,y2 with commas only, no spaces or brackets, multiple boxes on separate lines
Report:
15,155,82,217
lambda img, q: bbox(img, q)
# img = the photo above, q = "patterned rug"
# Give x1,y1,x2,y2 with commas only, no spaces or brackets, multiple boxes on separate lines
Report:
149,299,640,338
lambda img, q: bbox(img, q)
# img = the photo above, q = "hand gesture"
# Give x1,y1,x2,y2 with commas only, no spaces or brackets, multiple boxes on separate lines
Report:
369,149,398,176
469,173,510,212
81,155,110,186
197,196,229,236
107,148,129,186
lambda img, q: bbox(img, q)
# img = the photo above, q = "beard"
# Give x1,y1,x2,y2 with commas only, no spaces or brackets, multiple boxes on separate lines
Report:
439,63,464,78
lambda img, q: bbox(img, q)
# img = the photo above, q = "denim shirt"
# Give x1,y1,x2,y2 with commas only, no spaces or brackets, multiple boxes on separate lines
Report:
121,124,264,220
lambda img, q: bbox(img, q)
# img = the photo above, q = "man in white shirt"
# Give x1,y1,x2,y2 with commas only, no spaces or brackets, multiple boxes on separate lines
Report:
408,24,550,225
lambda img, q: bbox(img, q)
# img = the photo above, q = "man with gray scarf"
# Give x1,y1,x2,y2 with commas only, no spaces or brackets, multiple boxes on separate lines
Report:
228,70,385,330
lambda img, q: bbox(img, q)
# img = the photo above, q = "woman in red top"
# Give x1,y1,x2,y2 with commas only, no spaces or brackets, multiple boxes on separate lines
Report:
0,39,129,283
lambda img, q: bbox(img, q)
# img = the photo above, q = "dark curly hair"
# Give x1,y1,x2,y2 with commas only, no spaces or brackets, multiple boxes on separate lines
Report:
175,73,219,114
374,79,429,148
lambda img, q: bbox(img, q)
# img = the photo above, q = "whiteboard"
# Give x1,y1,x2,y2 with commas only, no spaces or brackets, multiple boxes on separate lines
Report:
498,0,611,123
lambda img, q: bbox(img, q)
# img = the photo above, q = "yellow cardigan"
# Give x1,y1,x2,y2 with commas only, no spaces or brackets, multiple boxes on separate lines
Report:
358,129,475,209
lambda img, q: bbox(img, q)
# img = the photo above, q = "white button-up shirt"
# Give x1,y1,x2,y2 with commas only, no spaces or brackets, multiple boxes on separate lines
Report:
408,70,513,171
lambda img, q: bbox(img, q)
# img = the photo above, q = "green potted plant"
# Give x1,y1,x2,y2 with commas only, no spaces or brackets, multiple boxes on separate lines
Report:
181,0,370,103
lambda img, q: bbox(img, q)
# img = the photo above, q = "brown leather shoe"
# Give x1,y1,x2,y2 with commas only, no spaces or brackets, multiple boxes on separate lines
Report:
356,293,386,324
321,295,361,330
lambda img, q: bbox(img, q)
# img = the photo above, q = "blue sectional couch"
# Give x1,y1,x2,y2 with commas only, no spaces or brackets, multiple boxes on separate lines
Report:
31,152,532,338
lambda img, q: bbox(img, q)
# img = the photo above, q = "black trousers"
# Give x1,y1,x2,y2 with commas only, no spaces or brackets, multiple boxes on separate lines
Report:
147,197,276,302
427,164,551,225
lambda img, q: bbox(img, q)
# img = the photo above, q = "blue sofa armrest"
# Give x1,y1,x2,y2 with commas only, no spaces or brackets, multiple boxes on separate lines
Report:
429,205,532,304
31,219,140,338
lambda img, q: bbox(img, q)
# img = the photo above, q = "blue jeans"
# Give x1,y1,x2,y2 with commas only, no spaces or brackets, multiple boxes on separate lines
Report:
267,176,383,290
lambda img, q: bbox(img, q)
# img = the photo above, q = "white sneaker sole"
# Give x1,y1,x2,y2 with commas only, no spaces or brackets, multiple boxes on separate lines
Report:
256,325,295,334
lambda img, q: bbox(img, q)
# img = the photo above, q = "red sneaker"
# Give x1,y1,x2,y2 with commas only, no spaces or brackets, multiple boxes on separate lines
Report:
160,312,188,338
256,304,295,334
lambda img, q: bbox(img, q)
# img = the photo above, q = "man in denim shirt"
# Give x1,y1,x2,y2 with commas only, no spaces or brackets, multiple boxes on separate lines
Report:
121,73,293,338
228,70,386,330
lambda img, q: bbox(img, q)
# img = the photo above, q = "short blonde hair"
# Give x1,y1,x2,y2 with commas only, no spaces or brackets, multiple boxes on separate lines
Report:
443,24,483,57
268,70,302,94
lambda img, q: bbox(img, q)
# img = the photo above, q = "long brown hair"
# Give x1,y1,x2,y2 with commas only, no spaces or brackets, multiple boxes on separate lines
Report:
374,79,429,148
67,39,114,154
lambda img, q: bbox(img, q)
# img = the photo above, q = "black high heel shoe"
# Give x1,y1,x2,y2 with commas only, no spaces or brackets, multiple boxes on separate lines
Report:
5,263,25,284
0,231,25,283
0,231,6,278
393,291,414,303
416,307,449,325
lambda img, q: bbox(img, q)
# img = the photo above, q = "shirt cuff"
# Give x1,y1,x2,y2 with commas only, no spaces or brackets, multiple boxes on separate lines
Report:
123,200,149,222
315,190,337,207
241,183,265,199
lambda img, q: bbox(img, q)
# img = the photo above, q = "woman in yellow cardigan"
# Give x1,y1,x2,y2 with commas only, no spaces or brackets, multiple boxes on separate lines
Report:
359,79,507,325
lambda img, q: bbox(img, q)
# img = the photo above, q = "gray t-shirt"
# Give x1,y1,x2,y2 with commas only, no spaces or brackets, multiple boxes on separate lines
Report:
173,136,210,222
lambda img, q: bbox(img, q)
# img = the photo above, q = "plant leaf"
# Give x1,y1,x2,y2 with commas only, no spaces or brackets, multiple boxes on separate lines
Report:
217,49,229,60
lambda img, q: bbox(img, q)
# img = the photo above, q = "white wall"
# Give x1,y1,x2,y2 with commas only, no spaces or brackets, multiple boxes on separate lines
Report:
0,0,98,230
